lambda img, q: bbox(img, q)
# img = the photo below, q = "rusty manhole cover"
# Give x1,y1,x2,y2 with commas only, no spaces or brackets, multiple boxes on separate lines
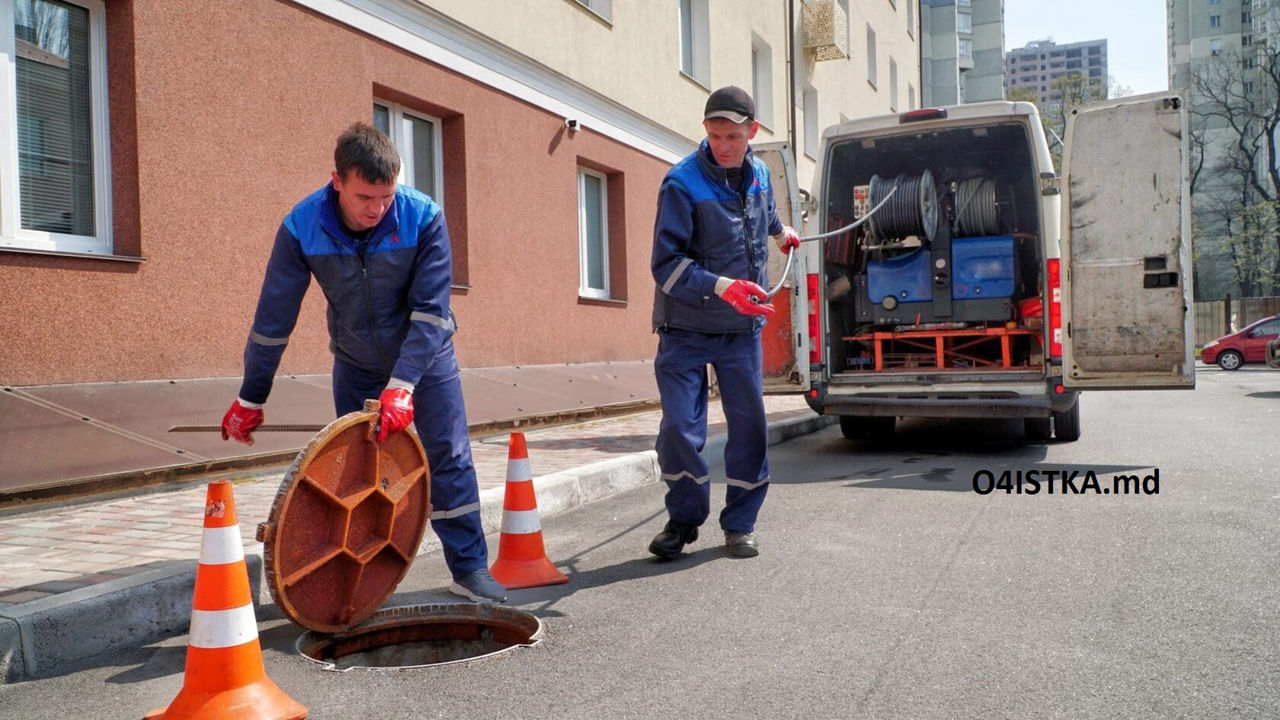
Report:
257,400,430,633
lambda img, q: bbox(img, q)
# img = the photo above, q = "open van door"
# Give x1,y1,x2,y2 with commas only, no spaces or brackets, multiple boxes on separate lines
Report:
754,142,810,393
1059,92,1196,389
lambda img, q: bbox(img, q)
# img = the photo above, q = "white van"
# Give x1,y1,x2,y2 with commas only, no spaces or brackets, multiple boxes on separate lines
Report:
763,94,1195,442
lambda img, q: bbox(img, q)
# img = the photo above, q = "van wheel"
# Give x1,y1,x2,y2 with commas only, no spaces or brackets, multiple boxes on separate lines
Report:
1217,350,1244,371
839,415,895,440
1052,400,1081,442
1024,416,1052,442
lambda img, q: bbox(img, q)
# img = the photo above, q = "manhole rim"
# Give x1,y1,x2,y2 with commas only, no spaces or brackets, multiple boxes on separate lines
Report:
293,602,546,672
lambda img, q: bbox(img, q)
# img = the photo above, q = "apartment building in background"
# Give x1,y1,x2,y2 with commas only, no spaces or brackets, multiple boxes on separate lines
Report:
1004,38,1109,105
0,0,920,386
920,0,1005,105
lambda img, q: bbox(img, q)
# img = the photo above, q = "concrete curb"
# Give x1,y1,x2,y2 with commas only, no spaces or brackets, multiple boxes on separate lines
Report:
1,412,834,683
0,556,261,683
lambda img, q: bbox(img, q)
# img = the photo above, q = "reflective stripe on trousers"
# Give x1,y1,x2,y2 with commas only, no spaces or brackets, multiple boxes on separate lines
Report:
653,327,769,533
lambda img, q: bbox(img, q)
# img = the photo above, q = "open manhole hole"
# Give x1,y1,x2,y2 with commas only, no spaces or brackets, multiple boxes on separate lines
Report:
296,603,544,671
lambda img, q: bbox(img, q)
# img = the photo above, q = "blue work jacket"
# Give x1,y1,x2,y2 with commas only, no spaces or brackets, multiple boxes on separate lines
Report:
237,182,455,404
651,141,783,334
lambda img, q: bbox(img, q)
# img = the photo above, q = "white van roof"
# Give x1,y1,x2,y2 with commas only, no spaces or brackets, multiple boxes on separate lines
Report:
822,101,1041,140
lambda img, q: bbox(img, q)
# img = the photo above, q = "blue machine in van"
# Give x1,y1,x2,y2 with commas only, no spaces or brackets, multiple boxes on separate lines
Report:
863,234,1016,323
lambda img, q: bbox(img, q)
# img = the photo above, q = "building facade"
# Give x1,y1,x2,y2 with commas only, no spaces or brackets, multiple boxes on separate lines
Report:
1004,38,1109,106
921,0,1005,105
0,0,919,386
1169,0,1280,298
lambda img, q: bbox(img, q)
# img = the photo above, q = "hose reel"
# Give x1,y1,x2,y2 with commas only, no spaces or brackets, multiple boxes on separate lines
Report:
868,170,939,242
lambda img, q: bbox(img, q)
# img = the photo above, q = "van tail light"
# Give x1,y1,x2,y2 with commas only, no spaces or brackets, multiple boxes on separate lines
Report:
1047,258,1063,359
806,272,822,366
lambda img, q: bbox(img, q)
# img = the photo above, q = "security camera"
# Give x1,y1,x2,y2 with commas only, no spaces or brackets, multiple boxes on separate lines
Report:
565,118,580,132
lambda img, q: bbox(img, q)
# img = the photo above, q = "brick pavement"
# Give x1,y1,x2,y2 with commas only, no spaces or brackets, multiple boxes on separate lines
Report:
0,396,815,606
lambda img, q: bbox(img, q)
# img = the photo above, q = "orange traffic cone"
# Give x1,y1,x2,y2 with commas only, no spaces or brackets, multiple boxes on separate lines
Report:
489,432,569,589
146,481,307,720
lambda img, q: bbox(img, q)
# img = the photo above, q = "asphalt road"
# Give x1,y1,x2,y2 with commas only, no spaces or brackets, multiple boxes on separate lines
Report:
3,365,1278,719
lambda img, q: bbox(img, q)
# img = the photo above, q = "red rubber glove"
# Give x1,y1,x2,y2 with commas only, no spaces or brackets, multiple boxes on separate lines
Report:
221,399,264,445
377,387,414,443
778,225,801,254
716,278,775,317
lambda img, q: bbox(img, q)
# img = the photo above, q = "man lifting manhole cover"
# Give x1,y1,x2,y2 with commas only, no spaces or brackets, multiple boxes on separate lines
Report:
221,122,506,604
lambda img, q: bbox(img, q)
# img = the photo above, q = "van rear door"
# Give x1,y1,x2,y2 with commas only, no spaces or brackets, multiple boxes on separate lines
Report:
1059,93,1195,389
754,142,810,393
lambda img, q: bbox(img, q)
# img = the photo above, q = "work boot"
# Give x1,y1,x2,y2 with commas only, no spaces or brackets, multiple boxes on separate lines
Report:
724,531,759,558
648,520,698,560
449,569,508,603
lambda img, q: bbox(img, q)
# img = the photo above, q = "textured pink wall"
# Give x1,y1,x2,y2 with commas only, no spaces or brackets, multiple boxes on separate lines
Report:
0,0,671,385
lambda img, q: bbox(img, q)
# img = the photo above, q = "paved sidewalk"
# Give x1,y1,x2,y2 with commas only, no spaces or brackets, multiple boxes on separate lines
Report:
0,392,832,682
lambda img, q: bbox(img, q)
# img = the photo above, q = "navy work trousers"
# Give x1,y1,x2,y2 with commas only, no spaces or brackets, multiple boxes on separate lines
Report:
332,341,487,580
654,327,769,533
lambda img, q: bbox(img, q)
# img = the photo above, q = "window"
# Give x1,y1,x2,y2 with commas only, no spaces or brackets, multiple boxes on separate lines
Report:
889,58,898,110
577,168,609,299
2,0,113,255
572,0,612,23
1209,15,1221,28
866,25,877,86
1244,81,1254,94
678,0,709,86
906,0,914,37
1243,35,1252,45
1210,38,1223,56
959,38,973,60
957,0,971,6
751,35,774,129
803,87,818,159
957,12,972,34
838,0,851,60
907,83,915,110
373,101,443,202
1242,11,1251,23
1209,0,1219,4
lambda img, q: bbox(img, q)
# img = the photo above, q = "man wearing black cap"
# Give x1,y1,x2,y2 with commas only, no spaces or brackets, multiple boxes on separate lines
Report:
648,85,800,561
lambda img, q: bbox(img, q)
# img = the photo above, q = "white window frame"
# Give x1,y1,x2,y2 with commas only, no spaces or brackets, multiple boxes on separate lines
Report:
906,0,915,38
866,25,878,86
678,0,709,87
577,167,609,299
573,0,612,24
750,34,774,130
373,100,444,205
957,12,972,34
1,0,113,256
803,87,818,160
889,57,899,111
959,38,973,61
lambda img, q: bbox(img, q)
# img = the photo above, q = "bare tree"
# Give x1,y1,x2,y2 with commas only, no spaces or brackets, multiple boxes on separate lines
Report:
14,0,69,58
1189,48,1280,297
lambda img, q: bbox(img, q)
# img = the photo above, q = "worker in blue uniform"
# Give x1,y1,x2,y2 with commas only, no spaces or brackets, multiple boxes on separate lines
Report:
220,122,506,602
648,86,800,560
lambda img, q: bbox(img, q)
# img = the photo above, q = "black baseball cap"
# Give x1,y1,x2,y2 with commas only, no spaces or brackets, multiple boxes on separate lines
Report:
704,86,755,124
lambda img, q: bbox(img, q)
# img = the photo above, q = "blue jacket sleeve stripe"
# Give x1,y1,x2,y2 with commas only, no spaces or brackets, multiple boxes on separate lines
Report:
249,331,289,346
651,179,719,302
389,207,455,387
237,223,312,404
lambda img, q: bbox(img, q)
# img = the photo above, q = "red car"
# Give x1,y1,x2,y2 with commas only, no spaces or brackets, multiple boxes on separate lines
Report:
1201,314,1280,370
